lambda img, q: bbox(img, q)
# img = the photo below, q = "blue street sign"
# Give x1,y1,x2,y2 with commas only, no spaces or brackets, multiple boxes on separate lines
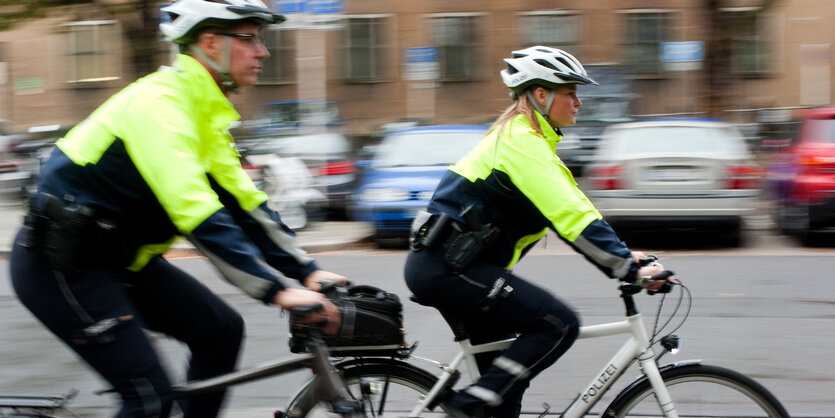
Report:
404,47,439,64
660,41,705,63
273,0,304,14
272,0,343,14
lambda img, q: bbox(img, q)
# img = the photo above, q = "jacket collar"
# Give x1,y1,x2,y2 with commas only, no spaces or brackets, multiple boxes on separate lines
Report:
171,54,241,133
512,112,563,152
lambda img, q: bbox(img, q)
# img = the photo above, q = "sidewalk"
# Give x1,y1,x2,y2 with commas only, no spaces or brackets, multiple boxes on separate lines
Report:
0,202,375,256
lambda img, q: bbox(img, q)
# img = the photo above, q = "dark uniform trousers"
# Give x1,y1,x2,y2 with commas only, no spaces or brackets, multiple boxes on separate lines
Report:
10,231,244,418
404,244,580,418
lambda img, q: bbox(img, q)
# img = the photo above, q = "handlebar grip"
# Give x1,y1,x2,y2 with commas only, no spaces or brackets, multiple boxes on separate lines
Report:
645,270,675,295
638,254,659,266
648,281,673,295
649,270,674,282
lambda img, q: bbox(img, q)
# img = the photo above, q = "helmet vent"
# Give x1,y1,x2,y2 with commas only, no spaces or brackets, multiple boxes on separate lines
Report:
555,57,573,70
533,59,559,72
505,64,519,75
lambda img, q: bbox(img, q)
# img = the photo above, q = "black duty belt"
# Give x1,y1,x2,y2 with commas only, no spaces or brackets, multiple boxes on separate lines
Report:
21,194,118,272
409,206,499,272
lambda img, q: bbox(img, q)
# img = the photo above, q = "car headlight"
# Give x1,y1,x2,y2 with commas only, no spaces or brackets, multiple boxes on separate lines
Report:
360,188,410,202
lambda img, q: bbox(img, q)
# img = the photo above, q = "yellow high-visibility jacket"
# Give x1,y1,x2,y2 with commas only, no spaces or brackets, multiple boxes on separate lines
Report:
41,54,316,302
428,112,637,280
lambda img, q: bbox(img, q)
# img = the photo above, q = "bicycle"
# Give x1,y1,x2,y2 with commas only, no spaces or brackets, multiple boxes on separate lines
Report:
1,261,790,418
282,259,791,418
0,303,368,418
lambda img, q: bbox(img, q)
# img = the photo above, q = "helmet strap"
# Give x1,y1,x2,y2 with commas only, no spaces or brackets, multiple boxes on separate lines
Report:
526,89,556,121
189,38,239,93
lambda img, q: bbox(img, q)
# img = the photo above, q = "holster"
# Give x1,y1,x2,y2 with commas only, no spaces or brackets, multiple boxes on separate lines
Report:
409,211,452,252
409,206,500,272
20,194,117,272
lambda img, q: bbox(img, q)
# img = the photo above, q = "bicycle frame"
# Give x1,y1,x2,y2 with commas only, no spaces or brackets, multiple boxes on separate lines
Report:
410,310,680,418
175,330,359,416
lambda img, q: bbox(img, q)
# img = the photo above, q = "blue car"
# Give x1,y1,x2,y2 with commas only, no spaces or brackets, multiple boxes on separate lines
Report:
350,125,488,239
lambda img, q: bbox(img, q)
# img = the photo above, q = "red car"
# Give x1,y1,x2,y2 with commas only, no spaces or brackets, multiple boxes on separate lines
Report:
769,107,835,243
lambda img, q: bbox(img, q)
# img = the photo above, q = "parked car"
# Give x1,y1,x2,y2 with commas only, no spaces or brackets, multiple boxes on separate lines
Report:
558,64,635,176
243,100,343,139
350,125,488,240
767,107,835,243
583,118,760,246
0,119,43,199
241,153,325,230
240,132,357,217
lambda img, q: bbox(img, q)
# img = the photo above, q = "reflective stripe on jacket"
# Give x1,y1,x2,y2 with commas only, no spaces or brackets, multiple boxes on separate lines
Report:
40,54,316,302
427,112,637,280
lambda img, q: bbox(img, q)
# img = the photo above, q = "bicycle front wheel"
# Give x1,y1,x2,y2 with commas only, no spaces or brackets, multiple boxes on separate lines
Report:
284,358,447,418
605,363,790,418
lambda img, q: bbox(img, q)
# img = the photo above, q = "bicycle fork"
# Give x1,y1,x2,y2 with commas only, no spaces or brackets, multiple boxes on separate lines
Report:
566,315,681,418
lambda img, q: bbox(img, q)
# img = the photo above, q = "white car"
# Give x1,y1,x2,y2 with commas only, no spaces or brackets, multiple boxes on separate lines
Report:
583,119,761,246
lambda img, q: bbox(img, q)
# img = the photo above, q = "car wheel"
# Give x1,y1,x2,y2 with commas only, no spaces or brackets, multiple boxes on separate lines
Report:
373,230,409,248
777,202,810,236
781,203,820,246
725,227,743,247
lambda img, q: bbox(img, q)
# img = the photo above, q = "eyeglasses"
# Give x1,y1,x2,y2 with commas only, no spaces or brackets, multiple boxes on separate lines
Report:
215,32,265,46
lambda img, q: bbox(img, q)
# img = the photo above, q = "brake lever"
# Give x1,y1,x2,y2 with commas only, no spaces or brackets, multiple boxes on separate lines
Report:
645,270,676,295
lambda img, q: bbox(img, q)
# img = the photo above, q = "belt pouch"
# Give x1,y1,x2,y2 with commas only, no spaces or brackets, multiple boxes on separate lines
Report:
35,195,97,272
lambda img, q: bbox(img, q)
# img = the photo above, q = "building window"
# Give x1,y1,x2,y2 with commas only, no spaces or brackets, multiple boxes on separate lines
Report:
623,11,670,76
726,8,771,75
431,14,482,81
343,15,390,82
65,21,121,84
260,26,294,83
518,11,580,56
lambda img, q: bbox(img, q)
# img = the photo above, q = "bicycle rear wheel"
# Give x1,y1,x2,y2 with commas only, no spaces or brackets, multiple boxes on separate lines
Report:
605,363,789,418
283,358,447,418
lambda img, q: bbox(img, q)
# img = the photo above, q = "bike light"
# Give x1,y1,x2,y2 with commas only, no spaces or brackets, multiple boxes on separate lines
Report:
661,335,681,354
360,378,383,395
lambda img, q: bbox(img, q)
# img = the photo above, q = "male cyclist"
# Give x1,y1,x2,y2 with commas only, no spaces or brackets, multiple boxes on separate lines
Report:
404,46,673,417
10,1,343,416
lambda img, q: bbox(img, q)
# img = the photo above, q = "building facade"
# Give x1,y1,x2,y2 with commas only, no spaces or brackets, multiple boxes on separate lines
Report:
0,0,832,136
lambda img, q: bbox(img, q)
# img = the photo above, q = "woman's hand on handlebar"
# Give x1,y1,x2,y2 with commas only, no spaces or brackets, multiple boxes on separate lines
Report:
632,252,676,293
274,288,341,335
303,269,349,292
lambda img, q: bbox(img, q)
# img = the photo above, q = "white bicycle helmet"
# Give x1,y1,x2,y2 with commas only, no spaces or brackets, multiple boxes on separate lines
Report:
160,0,284,45
500,46,598,93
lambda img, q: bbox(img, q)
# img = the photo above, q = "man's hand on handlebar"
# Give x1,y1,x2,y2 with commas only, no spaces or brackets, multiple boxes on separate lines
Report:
273,288,341,335
303,269,349,292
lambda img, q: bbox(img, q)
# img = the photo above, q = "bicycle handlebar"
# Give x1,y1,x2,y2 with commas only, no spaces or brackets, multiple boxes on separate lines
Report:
641,270,676,295
634,254,675,294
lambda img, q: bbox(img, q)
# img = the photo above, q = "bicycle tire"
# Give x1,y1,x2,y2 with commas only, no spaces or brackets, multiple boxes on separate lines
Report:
283,358,447,418
604,363,790,418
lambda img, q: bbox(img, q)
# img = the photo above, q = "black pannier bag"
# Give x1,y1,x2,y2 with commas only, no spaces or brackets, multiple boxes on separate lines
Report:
290,285,406,356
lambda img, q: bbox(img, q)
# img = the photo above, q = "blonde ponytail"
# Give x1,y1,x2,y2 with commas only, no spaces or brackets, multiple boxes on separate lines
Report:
487,91,545,139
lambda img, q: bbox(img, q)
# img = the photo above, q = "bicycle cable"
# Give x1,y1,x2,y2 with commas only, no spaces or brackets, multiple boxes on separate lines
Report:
650,280,692,346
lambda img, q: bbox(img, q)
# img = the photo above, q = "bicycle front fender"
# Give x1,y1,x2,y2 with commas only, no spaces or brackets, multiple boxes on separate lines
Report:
602,359,703,417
